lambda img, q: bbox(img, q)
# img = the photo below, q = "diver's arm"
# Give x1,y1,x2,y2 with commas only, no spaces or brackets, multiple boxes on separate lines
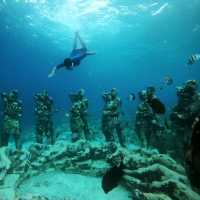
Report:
48,63,65,78
56,63,65,69
48,66,57,78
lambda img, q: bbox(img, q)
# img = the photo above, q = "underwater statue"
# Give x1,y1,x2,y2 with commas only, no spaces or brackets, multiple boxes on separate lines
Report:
34,90,55,145
170,80,200,161
135,86,165,149
0,90,22,149
69,89,91,142
185,115,200,189
101,88,126,147
48,31,96,78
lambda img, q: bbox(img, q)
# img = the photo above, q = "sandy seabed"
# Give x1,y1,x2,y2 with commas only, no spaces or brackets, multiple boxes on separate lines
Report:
17,171,132,200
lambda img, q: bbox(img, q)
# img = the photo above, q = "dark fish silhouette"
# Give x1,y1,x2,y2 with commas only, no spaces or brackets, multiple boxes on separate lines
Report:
102,162,125,194
148,98,166,114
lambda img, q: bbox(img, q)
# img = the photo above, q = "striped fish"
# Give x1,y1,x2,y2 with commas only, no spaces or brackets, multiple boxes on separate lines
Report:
188,54,200,65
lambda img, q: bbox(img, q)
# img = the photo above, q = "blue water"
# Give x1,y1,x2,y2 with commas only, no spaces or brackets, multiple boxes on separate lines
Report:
0,0,200,128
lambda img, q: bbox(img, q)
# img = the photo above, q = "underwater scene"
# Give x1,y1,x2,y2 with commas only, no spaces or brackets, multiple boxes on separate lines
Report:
0,0,200,199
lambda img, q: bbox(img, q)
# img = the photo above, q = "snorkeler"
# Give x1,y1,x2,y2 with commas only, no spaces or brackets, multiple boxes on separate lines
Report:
48,32,95,78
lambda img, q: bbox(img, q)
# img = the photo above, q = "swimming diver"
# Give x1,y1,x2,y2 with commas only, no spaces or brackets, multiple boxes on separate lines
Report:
48,32,95,78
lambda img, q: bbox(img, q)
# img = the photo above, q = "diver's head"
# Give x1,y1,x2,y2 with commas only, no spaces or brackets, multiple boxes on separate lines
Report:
64,58,73,68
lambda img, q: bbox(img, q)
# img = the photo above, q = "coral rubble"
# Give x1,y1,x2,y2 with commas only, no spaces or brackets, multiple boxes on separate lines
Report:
0,140,199,200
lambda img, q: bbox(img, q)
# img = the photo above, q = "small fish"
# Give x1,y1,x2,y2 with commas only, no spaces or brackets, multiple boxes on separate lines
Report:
102,162,125,194
188,54,200,65
128,93,136,101
148,98,166,114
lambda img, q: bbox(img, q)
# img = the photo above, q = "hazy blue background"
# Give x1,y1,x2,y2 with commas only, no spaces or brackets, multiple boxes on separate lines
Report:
0,0,200,129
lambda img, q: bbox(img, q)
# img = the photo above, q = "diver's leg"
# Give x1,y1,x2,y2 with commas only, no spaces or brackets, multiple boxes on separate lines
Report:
73,32,79,50
77,32,87,49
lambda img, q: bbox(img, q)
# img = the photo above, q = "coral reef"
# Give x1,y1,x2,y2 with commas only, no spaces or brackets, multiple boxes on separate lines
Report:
0,140,199,200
